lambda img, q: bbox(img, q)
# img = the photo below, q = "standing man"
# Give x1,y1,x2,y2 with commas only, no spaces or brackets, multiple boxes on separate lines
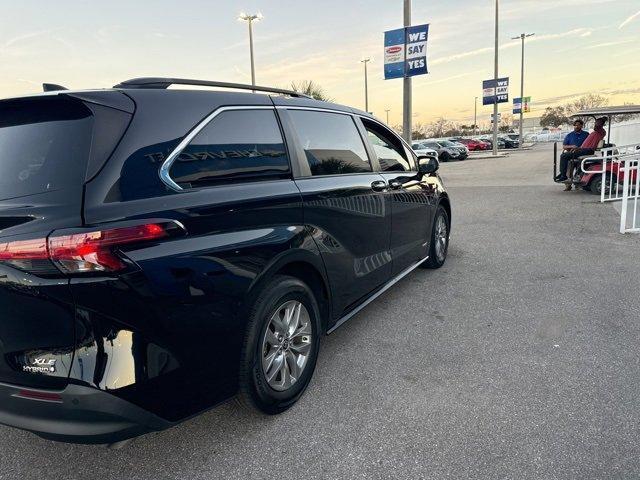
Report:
556,117,607,182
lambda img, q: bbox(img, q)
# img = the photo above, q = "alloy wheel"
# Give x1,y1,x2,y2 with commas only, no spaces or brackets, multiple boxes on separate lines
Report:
435,214,448,262
261,300,312,392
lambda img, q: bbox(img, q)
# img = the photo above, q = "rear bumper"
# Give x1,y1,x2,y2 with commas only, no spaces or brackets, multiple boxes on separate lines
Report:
0,382,171,444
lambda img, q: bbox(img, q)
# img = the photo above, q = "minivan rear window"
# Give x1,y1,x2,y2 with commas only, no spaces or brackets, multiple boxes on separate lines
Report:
0,96,93,200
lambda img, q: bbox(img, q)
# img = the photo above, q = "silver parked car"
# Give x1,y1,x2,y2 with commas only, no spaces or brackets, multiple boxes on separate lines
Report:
416,140,466,162
411,142,439,161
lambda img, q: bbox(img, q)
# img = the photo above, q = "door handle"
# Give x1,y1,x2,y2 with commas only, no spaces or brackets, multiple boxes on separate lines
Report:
388,179,403,190
370,180,388,192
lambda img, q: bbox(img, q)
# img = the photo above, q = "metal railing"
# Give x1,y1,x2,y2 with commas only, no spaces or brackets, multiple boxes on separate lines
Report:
619,154,640,233
580,144,640,203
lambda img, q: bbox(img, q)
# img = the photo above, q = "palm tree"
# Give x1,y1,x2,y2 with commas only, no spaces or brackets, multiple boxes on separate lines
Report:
290,80,333,102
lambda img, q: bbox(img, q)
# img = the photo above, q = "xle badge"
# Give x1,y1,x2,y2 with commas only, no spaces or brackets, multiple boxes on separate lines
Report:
23,358,56,374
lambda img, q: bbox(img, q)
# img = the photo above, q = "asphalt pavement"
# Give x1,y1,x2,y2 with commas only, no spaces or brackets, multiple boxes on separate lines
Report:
2,143,640,480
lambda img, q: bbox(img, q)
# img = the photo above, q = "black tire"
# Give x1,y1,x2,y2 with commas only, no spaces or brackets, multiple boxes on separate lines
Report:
421,205,450,269
589,174,615,196
239,275,321,415
440,152,450,162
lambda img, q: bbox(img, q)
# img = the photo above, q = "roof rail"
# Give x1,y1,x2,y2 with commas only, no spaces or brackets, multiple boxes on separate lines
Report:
113,77,312,99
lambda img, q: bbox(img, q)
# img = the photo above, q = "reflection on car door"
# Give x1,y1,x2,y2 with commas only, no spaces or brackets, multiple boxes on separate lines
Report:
359,117,434,276
279,108,393,322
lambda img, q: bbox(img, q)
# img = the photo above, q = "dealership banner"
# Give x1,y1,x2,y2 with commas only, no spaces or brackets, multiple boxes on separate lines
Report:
482,77,509,105
384,24,429,79
513,96,531,114
384,28,406,79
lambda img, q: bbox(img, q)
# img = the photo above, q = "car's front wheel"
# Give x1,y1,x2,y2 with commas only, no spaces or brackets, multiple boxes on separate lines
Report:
422,205,450,269
239,275,321,414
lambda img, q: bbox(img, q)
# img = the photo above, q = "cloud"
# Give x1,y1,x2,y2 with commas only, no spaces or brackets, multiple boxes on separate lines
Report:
586,39,636,49
422,71,482,86
93,25,124,46
223,30,294,51
431,28,592,66
619,10,640,29
16,78,40,86
613,47,640,58
4,29,58,48
0,29,72,58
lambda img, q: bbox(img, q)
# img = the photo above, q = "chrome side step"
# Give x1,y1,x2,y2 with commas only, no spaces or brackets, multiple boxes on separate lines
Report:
326,256,428,334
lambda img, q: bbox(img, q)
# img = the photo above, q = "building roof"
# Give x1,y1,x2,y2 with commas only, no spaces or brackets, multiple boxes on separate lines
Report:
571,105,640,118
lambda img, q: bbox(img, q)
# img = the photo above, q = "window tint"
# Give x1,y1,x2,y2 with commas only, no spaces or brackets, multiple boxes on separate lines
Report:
362,120,413,172
0,97,93,200
169,109,289,188
288,110,371,176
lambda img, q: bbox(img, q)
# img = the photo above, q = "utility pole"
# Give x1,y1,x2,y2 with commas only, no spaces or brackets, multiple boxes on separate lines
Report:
361,58,371,112
385,109,391,124
512,33,534,148
492,0,499,156
402,0,412,142
474,96,478,136
238,12,263,86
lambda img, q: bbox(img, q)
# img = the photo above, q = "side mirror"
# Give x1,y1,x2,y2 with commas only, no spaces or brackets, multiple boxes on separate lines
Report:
418,156,439,175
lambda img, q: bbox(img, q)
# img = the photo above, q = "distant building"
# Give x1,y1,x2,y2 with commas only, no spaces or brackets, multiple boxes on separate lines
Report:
512,116,543,134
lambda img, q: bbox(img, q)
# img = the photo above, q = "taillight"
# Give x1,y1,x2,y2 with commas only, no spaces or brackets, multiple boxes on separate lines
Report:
0,222,175,275
0,237,51,274
49,223,169,273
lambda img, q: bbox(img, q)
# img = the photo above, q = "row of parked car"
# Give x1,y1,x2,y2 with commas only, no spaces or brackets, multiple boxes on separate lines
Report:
411,134,521,161
412,139,469,161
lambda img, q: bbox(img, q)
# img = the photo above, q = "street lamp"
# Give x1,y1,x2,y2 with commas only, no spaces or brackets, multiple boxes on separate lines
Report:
238,12,263,86
361,58,371,113
491,0,499,156
385,109,390,124
403,0,412,143
511,33,535,148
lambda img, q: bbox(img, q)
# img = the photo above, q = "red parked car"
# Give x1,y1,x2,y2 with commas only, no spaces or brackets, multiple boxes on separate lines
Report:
455,138,490,151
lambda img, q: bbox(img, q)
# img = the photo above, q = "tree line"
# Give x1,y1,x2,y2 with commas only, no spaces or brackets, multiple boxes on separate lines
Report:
287,82,637,138
540,94,638,128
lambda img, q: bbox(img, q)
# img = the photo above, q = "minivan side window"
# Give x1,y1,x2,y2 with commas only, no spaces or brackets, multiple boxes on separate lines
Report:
288,110,371,176
169,109,289,188
362,119,414,172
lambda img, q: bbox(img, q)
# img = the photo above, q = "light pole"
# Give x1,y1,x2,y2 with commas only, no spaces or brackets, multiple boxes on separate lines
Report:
512,33,534,148
474,96,478,136
385,109,390,124
361,58,371,112
238,12,263,86
492,0,499,156
402,0,412,142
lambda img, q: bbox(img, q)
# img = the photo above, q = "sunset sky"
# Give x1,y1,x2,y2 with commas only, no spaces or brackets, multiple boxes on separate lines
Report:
2,0,639,128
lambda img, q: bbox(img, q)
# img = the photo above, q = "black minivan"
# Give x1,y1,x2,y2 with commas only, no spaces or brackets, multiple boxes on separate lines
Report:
0,78,451,444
